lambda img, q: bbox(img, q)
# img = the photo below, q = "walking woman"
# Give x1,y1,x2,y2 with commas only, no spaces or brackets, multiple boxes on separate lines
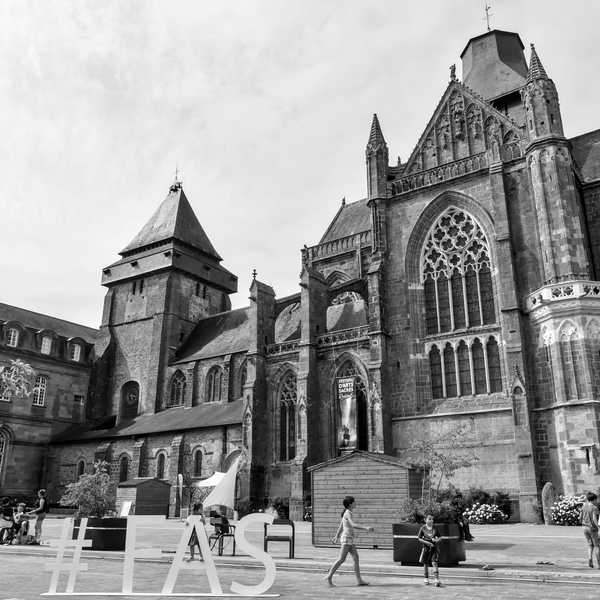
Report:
27,489,49,545
325,496,373,586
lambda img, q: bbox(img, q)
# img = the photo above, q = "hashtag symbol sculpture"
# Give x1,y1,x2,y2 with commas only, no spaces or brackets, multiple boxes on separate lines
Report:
45,517,92,594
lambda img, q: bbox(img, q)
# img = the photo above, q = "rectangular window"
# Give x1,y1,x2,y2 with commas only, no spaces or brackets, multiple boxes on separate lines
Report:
41,336,52,355
7,329,19,347
32,376,47,407
139,279,144,293
74,394,84,404
70,344,81,362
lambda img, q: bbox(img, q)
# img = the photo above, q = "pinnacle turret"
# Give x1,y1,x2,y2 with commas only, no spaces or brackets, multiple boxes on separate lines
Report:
367,114,387,150
527,43,548,82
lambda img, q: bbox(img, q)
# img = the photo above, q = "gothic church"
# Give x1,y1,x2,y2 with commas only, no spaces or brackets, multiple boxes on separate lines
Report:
1,30,600,522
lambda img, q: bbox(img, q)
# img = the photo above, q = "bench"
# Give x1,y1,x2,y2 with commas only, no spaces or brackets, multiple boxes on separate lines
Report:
208,516,236,556
263,518,295,558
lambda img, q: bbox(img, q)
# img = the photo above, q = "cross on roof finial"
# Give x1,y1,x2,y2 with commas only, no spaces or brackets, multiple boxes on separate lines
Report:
483,2,492,32
252,268,257,280
170,165,183,192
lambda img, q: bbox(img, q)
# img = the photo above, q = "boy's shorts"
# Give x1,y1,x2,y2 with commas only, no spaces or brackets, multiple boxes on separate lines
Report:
583,526,599,547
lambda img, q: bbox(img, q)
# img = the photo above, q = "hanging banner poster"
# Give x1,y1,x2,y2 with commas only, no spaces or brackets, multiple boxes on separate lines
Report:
337,377,356,451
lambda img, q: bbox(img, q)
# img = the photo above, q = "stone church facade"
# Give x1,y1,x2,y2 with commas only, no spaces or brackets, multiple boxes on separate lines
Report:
2,29,600,522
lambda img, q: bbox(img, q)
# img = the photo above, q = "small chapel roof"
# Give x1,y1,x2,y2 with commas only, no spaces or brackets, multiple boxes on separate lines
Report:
0,302,97,342
571,129,600,183
319,198,370,244
120,182,222,260
53,398,244,442
174,306,250,363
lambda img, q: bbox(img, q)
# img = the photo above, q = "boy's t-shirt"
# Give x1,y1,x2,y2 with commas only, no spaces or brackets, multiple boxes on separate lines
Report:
581,503,599,529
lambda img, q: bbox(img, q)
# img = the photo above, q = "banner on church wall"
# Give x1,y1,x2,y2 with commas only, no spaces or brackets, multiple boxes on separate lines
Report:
337,377,356,451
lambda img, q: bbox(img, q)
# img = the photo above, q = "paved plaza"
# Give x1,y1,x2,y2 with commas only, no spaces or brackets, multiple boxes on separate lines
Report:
1,518,599,599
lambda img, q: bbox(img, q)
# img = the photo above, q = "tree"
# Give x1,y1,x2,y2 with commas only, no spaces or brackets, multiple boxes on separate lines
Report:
59,460,115,518
0,359,36,398
410,424,479,504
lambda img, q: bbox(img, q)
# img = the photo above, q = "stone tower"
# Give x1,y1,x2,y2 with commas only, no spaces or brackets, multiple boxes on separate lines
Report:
95,181,238,419
523,44,600,495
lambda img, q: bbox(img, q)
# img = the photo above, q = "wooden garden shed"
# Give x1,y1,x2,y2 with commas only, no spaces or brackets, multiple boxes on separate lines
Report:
116,478,171,515
308,451,421,549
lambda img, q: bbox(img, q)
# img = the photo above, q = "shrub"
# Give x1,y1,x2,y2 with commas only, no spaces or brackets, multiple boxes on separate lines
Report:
550,494,586,526
463,502,508,524
490,491,513,519
398,498,458,524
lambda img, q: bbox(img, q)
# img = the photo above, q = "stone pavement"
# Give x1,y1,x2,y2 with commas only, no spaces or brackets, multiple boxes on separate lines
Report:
1,517,600,590
0,552,599,600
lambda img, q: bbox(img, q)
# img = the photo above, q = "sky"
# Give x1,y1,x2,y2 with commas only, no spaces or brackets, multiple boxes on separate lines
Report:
1,0,599,328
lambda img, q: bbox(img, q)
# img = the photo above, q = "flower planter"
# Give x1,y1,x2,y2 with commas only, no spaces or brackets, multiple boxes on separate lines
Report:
73,517,127,551
392,522,465,566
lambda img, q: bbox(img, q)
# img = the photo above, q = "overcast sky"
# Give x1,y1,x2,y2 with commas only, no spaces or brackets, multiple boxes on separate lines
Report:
1,0,598,328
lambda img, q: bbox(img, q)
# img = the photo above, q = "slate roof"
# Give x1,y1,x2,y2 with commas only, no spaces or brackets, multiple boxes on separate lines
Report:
54,398,243,442
120,184,222,260
274,302,301,343
571,129,600,183
174,307,250,363
319,198,370,244
527,43,548,82
326,300,367,332
0,302,97,343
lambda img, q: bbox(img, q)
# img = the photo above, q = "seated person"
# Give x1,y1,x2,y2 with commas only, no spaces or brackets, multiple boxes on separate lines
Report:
0,497,14,545
13,503,30,543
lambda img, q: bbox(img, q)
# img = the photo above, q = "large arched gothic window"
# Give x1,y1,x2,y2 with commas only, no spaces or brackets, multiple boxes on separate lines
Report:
423,208,503,399
422,208,495,334
279,372,297,462
168,371,186,407
206,367,223,403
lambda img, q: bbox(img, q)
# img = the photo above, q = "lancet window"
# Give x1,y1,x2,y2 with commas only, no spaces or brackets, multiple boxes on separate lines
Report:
278,372,297,462
168,371,186,407
422,208,503,398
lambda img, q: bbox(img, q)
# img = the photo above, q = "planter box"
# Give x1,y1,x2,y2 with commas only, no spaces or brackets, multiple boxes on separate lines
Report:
73,517,127,551
392,523,465,566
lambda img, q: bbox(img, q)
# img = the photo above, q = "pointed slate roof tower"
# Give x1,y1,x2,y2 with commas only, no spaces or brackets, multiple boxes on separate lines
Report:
102,181,237,294
120,181,222,260
526,43,548,82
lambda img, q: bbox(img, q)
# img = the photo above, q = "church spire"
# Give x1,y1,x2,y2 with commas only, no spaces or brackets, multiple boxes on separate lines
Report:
527,43,548,82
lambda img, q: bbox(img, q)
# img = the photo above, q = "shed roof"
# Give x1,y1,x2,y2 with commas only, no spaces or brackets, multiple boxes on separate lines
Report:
118,477,170,488
307,450,412,472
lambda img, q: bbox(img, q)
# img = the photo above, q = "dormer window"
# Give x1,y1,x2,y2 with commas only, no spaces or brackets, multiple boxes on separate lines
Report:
70,344,82,362
41,336,52,355
6,328,19,348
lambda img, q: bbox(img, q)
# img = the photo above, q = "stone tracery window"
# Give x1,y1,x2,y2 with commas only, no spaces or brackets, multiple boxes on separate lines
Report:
168,371,186,407
423,207,502,399
422,208,495,334
206,366,223,403
279,372,297,462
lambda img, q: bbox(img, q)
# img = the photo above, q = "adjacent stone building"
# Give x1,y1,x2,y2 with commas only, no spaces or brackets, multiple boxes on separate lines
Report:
2,29,600,521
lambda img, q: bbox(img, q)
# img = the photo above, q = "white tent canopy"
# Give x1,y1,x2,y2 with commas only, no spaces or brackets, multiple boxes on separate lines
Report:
201,457,240,510
193,471,226,488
